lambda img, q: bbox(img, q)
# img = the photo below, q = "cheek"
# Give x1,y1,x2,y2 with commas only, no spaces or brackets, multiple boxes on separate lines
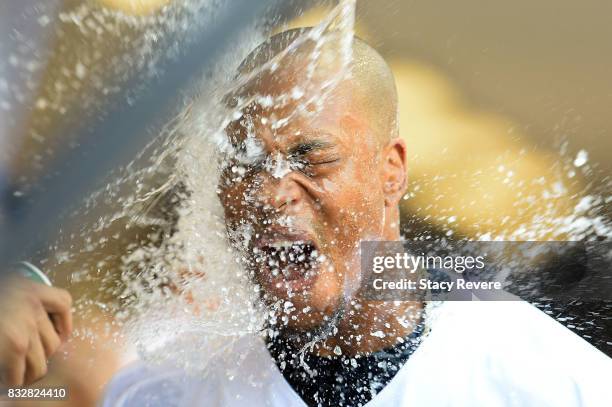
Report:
219,184,252,224
310,265,344,309
323,169,384,238
219,187,239,215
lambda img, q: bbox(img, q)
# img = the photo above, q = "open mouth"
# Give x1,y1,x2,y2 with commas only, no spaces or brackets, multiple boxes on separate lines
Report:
252,239,322,291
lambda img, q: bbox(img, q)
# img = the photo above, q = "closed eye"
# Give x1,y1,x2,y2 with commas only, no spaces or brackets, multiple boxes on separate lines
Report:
310,158,340,165
287,139,339,169
290,156,340,177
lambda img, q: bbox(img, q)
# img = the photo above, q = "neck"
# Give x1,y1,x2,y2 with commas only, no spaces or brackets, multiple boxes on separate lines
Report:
311,299,423,357
315,213,421,357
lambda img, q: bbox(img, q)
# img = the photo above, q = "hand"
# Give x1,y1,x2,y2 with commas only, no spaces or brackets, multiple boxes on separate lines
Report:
0,277,73,386
177,259,220,315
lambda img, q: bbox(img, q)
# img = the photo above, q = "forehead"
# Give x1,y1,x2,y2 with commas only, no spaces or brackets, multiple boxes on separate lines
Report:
226,90,350,152
225,48,372,153
236,36,343,97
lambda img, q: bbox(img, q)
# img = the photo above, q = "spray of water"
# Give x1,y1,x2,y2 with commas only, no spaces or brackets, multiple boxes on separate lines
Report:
46,0,359,374
4,0,609,380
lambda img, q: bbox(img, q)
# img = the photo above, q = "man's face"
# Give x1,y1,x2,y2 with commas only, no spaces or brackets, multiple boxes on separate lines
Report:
218,75,387,333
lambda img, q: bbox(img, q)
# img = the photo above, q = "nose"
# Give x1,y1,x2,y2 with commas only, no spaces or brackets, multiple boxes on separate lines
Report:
261,174,303,212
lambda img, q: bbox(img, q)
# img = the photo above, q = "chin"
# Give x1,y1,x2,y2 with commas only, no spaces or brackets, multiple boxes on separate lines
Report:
265,291,347,343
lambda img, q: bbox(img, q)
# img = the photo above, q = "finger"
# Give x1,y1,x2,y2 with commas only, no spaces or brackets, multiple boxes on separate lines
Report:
179,264,206,280
184,289,195,304
33,284,72,314
0,338,27,386
35,285,73,340
24,332,47,385
204,297,221,312
2,355,26,387
37,312,62,358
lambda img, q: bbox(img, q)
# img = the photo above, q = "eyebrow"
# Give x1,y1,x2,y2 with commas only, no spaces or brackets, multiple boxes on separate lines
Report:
287,139,335,156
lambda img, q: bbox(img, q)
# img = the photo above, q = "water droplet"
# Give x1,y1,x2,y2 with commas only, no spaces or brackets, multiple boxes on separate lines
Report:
573,149,588,167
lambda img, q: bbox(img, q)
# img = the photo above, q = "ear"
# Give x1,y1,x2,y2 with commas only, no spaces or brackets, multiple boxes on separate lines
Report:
381,138,407,206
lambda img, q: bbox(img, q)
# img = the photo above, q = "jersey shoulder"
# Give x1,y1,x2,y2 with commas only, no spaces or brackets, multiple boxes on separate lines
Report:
418,300,612,406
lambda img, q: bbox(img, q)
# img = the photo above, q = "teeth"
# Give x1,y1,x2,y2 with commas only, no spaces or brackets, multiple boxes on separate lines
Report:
269,240,306,250
255,240,319,281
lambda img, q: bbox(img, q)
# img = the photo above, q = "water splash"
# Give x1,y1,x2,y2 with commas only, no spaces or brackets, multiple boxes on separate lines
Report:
43,0,359,375
5,0,609,380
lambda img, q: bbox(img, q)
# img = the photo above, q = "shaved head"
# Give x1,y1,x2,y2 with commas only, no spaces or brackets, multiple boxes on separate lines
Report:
236,28,399,147
345,36,400,144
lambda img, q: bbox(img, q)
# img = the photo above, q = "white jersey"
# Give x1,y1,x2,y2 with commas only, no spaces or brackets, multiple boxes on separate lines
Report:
102,301,612,407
